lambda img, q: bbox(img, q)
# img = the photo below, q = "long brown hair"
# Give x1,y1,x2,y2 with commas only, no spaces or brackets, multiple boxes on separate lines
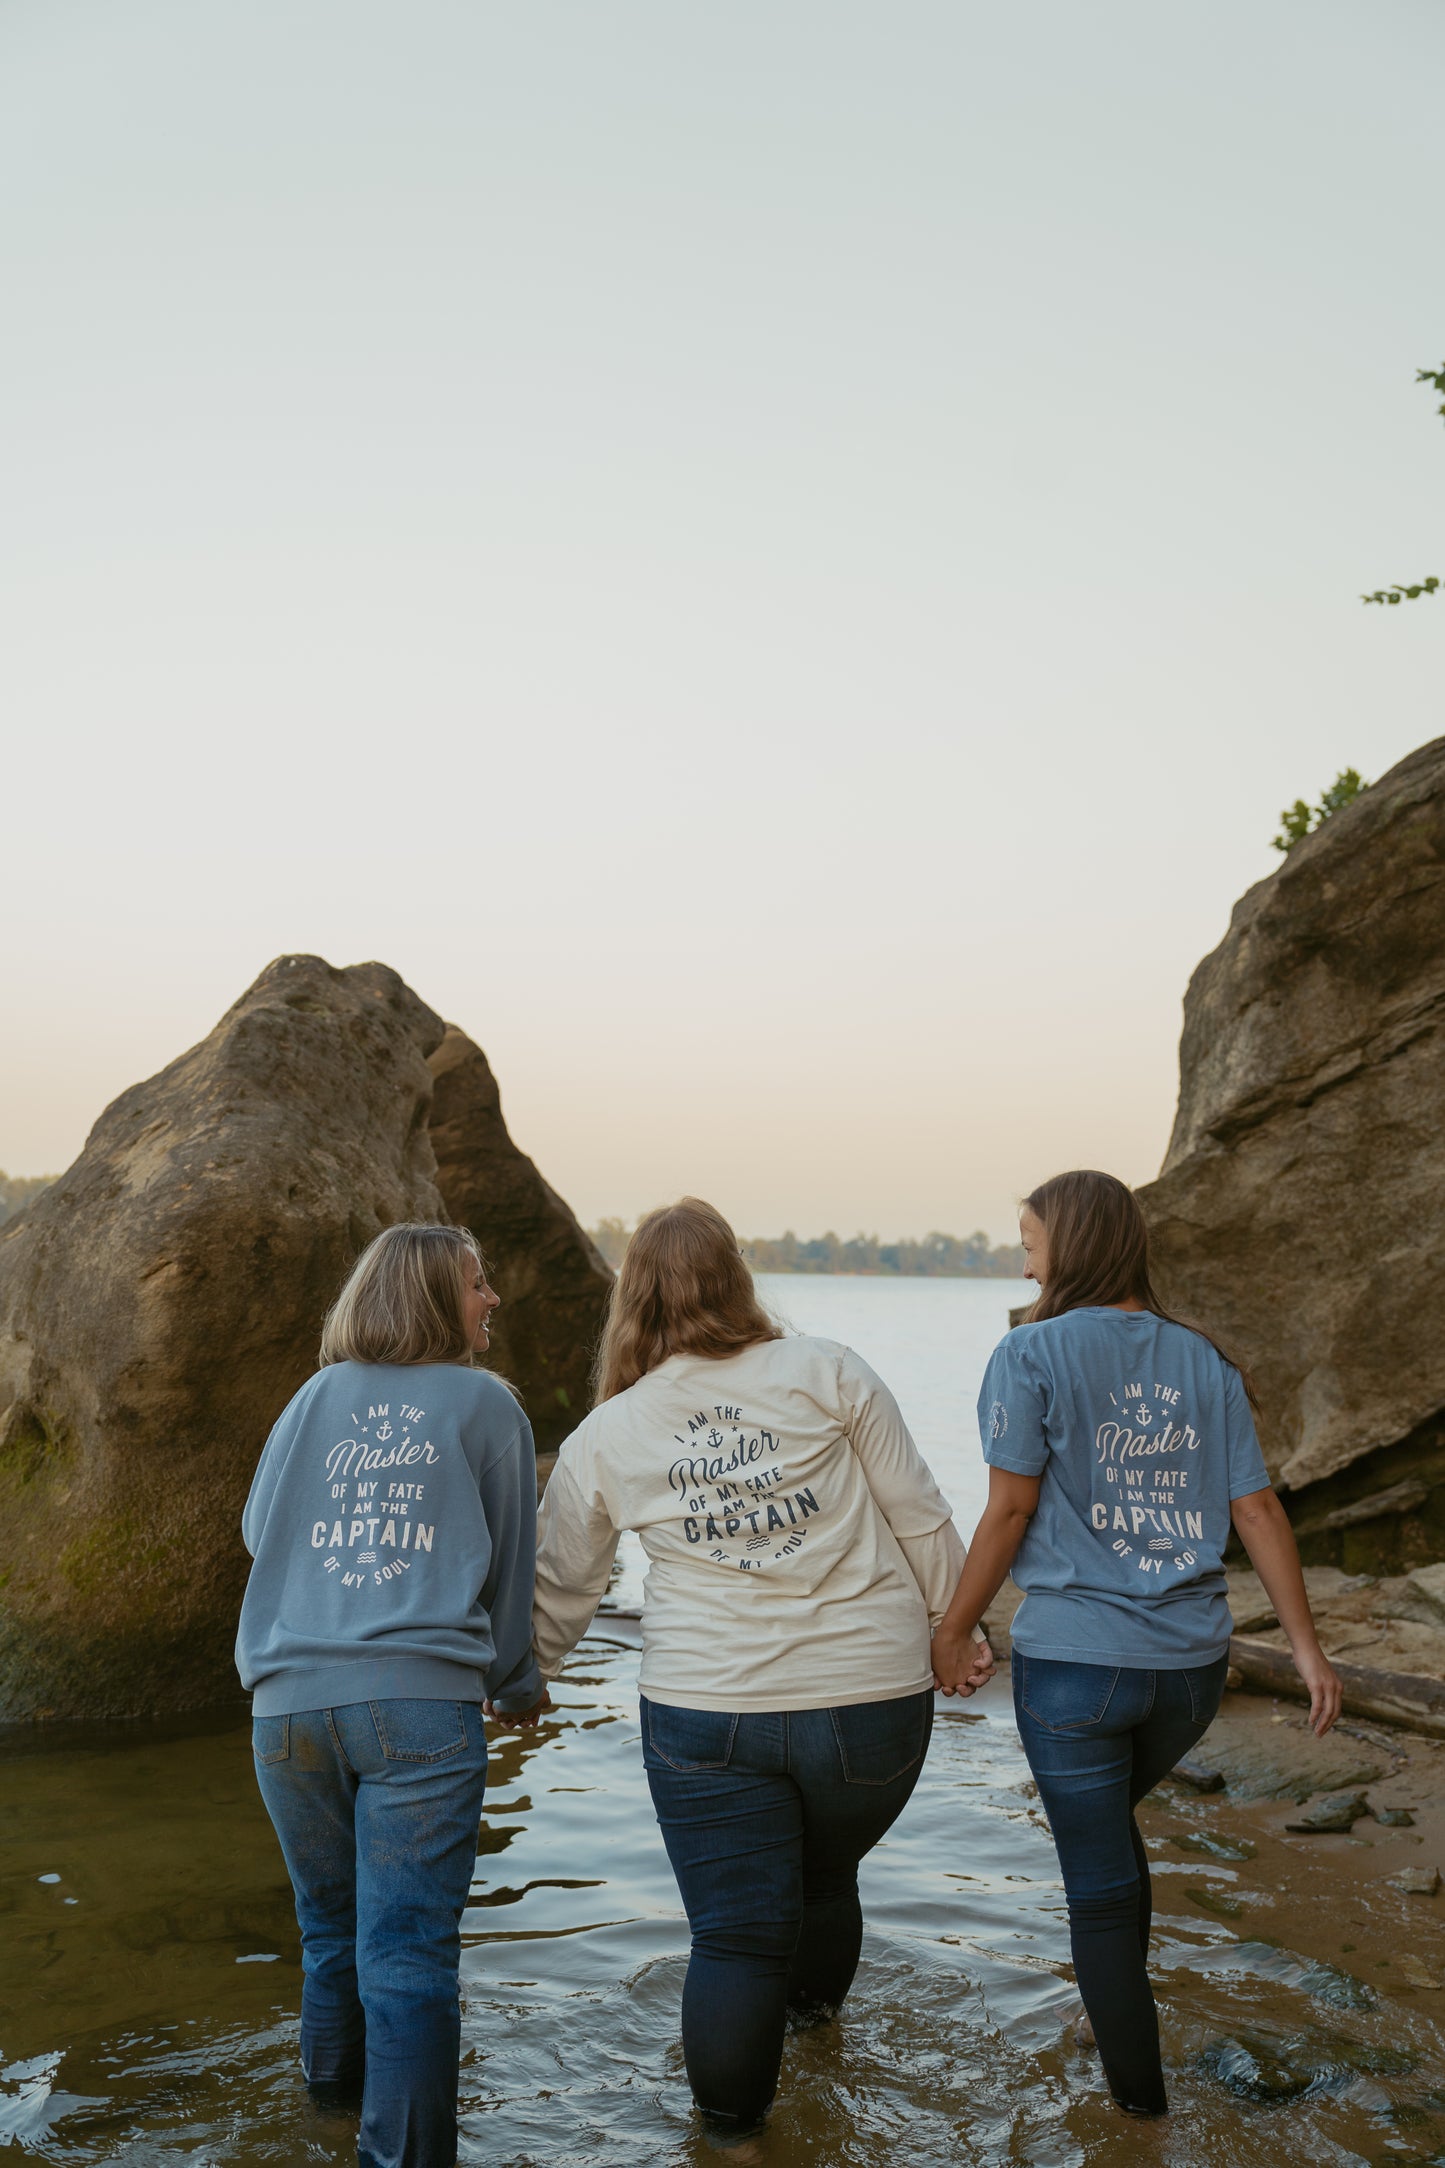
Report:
320,1223,484,1367
593,1198,782,1402
1022,1170,1259,1409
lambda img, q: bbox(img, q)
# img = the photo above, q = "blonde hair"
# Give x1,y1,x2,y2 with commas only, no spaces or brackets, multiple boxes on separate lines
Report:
320,1223,484,1367
594,1198,781,1401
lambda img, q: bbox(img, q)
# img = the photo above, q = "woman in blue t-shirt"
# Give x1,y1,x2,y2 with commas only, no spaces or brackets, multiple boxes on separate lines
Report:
930,1169,1341,2122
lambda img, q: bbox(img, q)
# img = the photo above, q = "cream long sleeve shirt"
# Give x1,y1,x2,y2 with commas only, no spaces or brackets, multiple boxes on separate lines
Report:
533,1335,969,1712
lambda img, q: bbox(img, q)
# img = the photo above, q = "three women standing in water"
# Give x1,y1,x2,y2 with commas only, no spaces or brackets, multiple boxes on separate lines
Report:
238,1175,1341,2166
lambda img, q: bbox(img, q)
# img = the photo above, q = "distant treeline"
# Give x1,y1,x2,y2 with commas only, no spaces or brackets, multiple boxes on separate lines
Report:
589,1219,1025,1278
0,1172,54,1227
0,1179,1025,1278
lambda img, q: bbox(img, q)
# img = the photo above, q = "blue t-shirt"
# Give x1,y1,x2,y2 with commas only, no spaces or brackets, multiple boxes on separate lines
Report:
979,1308,1270,1668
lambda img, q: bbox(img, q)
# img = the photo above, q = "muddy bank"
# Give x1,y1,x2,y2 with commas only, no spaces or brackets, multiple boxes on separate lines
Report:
974,1570,1445,2044
1135,1682,1445,2011
983,1563,1445,1744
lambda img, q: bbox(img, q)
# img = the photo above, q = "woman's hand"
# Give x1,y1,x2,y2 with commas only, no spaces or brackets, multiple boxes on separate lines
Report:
932,1627,994,1697
484,1690,552,1728
1229,1488,1344,1738
965,1636,997,1694
1293,1642,1343,1737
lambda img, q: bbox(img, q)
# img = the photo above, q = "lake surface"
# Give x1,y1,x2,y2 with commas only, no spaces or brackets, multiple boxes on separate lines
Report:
6,1277,1445,2166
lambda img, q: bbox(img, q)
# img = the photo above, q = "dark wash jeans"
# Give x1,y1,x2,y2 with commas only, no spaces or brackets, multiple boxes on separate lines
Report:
252,1699,489,2168
1012,1651,1229,2117
640,1689,933,2128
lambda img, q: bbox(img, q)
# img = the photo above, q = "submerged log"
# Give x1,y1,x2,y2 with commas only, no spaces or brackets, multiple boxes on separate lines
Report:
1230,1633,1445,1739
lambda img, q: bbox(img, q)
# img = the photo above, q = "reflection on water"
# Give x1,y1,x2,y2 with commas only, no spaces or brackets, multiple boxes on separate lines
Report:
6,1633,1445,2166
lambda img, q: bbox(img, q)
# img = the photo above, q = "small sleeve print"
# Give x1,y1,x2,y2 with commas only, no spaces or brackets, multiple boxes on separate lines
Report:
1224,1365,1271,1500
977,1335,1049,1475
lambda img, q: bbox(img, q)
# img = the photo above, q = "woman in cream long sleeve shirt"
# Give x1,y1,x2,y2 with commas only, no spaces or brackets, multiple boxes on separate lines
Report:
533,1198,992,2135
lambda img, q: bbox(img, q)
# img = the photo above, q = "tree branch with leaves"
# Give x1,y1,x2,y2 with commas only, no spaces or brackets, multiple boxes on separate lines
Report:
1362,364,1443,605
1272,768,1369,853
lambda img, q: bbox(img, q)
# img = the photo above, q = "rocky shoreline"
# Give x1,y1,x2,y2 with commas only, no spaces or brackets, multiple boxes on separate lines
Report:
986,1566,1445,1732
1127,1686,1445,2050
983,1566,1445,1925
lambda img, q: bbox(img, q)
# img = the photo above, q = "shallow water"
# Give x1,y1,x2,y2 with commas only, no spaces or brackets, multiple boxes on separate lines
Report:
7,1646,1445,2166
6,1279,1445,2164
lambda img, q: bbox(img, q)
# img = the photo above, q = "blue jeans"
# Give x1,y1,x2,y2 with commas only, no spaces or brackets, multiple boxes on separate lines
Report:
252,1699,489,2168
1012,1651,1229,2117
640,1689,933,2129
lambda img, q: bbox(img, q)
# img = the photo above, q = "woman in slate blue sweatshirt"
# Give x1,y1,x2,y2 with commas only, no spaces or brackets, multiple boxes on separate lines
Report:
236,1222,547,2168
929,1170,1342,2124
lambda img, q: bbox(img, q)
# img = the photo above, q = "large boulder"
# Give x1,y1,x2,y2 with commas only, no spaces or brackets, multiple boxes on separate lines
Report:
0,956,447,1719
427,1026,612,1458
1139,737,1445,1566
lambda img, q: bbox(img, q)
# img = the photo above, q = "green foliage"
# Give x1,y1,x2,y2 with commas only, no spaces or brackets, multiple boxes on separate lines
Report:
746,1228,1026,1277
1271,768,1369,854
1361,576,1439,607
1315,768,1368,819
1274,799,1314,852
1362,364,1442,606
589,1221,1026,1278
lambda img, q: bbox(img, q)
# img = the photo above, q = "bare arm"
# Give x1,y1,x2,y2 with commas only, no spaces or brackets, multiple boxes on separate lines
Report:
930,1467,1040,1694
1230,1486,1342,1736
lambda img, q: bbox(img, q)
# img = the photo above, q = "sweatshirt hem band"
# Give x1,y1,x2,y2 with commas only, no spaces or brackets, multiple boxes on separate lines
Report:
249,1656,487,1716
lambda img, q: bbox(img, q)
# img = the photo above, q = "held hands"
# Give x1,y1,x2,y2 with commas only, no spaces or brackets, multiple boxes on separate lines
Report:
483,1690,552,1729
931,1628,996,1698
1293,1642,1343,1737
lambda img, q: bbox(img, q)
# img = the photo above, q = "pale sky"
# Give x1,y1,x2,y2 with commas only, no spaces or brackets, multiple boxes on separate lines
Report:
2,0,1441,1243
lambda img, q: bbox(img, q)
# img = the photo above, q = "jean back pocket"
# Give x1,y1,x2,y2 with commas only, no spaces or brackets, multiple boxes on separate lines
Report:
370,1700,470,1763
1018,1655,1120,1732
641,1699,739,1772
252,1714,291,1765
1183,1653,1230,1727
830,1691,932,1786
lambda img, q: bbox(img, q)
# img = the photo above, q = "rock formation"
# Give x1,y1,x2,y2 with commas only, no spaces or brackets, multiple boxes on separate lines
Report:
1140,736,1445,1570
0,956,451,1720
0,956,615,1720
427,1025,612,1457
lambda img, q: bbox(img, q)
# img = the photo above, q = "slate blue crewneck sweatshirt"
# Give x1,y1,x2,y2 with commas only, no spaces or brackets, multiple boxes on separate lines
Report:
236,1360,543,1717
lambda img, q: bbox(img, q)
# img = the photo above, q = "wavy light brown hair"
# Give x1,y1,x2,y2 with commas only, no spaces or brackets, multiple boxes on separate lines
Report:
594,1198,782,1402
320,1222,485,1367
1022,1170,1258,1407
